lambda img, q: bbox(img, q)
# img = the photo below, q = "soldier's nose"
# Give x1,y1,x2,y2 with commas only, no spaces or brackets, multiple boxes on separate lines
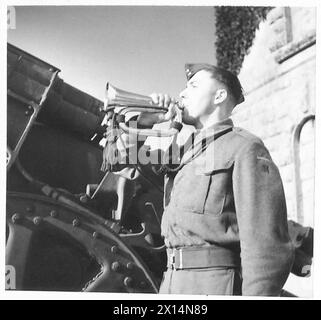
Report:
179,88,187,99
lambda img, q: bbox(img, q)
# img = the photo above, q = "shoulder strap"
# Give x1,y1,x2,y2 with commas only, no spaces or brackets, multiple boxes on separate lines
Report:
158,126,233,174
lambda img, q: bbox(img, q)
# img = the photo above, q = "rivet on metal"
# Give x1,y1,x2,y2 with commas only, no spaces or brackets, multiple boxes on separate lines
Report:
79,195,88,203
92,231,99,239
50,210,58,218
28,105,33,111
12,213,21,224
126,262,134,270
140,281,146,288
111,245,118,254
72,219,80,227
26,206,34,213
33,216,42,225
25,111,30,116
111,262,121,272
123,277,133,287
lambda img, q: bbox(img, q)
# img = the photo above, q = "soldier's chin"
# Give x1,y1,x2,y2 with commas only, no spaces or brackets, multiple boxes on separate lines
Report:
182,112,197,126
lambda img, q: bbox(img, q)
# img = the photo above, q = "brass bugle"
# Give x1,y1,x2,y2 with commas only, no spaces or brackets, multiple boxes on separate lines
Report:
104,82,183,111
103,82,183,137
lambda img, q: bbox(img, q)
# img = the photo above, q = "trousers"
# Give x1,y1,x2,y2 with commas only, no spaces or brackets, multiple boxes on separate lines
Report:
159,267,242,295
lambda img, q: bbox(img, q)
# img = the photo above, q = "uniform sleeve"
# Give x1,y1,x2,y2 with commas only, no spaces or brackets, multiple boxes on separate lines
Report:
233,141,295,296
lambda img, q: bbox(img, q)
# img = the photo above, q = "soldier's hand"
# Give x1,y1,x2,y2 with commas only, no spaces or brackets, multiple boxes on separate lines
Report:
149,93,177,123
136,93,177,128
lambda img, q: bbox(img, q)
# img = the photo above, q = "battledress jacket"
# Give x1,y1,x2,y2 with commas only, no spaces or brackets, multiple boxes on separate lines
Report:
114,117,295,296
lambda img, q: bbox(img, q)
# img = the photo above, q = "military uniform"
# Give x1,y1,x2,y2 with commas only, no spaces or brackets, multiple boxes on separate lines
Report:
114,117,294,296
158,118,294,296
108,63,295,296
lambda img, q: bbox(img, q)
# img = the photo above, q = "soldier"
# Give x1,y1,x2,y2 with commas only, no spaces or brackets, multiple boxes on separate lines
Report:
109,63,295,296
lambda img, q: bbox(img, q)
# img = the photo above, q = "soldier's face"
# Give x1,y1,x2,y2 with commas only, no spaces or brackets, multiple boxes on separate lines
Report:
179,70,219,126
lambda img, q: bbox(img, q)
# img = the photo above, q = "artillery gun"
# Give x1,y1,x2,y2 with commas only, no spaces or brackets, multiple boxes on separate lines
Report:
6,43,166,292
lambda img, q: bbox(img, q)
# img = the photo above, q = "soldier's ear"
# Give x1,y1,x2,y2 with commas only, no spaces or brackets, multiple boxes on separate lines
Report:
213,89,227,105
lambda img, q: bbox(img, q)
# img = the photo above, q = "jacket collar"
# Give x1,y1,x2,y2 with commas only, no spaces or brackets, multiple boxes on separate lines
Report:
205,117,234,134
177,118,233,166
195,117,234,141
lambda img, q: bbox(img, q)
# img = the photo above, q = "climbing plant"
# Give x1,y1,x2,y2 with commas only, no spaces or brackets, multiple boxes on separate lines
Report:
215,6,273,75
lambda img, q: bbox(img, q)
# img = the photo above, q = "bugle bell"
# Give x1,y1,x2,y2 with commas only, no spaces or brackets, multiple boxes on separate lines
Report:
104,83,183,111
104,83,157,109
103,83,183,137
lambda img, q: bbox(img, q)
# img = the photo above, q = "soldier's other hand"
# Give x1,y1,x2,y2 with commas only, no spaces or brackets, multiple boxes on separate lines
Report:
150,93,177,122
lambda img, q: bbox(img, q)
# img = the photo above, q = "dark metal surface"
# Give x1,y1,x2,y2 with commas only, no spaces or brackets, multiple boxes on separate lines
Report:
6,43,166,292
6,192,159,292
7,43,59,170
38,78,106,142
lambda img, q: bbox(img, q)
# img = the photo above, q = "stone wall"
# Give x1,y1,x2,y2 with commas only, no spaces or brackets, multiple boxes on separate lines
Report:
232,7,316,226
231,7,316,297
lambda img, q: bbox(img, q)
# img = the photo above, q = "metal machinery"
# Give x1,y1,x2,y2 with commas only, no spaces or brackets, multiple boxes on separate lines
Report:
6,43,166,292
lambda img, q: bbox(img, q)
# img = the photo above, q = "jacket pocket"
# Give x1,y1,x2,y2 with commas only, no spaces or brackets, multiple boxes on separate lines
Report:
202,159,234,216
169,160,211,214
173,170,212,214
170,158,234,215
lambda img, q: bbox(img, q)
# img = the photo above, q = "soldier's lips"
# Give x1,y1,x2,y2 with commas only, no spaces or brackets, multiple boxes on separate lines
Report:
180,102,187,109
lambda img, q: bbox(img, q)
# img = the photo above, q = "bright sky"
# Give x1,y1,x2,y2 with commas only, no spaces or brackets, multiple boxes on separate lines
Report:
7,5,216,101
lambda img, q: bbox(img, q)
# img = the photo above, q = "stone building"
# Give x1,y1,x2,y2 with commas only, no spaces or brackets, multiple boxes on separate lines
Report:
229,7,316,297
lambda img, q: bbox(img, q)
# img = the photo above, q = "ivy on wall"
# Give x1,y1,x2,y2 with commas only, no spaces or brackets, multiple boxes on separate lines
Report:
215,6,272,75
